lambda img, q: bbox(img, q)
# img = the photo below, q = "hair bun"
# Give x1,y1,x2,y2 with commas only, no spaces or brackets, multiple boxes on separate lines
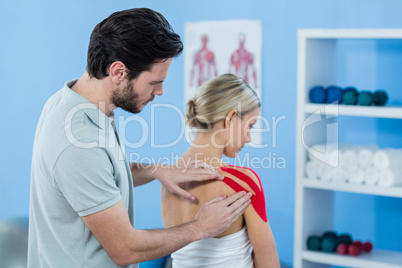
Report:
186,98,198,127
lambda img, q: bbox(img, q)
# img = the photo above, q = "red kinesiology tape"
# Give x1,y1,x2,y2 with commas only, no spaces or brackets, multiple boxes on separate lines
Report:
221,165,267,222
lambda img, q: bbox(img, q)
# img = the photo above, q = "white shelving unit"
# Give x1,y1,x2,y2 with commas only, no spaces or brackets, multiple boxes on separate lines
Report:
294,29,402,268
305,104,402,119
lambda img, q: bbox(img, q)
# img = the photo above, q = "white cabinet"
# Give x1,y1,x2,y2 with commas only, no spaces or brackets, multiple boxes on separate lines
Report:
293,29,402,268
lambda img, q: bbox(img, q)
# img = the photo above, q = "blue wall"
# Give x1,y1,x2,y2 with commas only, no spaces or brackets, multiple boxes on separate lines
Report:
2,1,402,267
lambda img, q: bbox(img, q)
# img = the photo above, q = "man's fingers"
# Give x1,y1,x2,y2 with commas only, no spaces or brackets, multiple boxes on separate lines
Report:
188,168,218,176
190,173,224,182
190,160,216,172
176,173,221,184
171,185,195,201
190,167,217,175
231,198,251,221
222,191,250,207
206,195,227,204
226,194,251,214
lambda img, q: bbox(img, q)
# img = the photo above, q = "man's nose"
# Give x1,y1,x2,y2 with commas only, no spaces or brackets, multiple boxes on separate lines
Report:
153,84,163,96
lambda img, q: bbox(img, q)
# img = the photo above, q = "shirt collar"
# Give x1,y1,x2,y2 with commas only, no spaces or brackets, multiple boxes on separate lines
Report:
62,79,114,130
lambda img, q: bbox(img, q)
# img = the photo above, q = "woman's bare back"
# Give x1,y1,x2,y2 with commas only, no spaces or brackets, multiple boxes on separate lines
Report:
161,164,260,238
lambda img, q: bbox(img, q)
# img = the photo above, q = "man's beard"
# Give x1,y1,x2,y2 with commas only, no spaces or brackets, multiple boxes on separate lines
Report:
112,82,142,114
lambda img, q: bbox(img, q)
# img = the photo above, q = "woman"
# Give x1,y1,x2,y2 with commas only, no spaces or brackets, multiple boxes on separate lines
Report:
161,74,280,268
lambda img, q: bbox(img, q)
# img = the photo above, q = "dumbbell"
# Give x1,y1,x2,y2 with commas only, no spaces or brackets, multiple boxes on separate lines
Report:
340,240,373,256
335,233,353,255
363,241,373,252
327,86,343,103
336,233,353,245
373,90,388,106
321,231,338,253
307,235,322,251
307,231,341,252
309,86,326,104
342,87,358,105
336,243,349,255
357,91,374,106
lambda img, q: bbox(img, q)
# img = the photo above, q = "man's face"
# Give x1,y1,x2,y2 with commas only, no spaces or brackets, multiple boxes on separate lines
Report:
112,58,172,113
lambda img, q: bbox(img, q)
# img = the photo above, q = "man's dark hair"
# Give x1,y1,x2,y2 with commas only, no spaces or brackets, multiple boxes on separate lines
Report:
86,8,183,80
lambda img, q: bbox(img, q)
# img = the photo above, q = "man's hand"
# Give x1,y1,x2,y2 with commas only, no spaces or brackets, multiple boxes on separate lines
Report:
156,161,224,201
193,191,252,239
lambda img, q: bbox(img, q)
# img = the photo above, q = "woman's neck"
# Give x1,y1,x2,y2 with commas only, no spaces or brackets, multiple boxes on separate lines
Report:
183,131,226,169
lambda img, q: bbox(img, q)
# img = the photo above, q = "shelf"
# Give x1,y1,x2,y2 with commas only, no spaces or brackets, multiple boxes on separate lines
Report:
302,249,402,268
304,104,402,119
299,29,402,39
303,179,402,198
295,29,402,268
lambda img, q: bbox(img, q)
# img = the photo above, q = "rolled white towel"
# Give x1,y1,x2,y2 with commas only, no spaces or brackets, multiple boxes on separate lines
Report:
345,164,359,174
307,143,344,167
363,167,380,186
308,144,326,162
332,166,348,183
328,144,351,167
327,146,339,167
358,145,379,168
373,148,402,169
378,168,402,187
307,144,331,165
305,161,319,180
317,163,333,181
339,146,359,171
348,168,365,184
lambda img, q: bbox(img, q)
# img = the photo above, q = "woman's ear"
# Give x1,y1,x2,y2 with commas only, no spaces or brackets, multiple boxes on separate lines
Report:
109,61,127,85
224,110,238,128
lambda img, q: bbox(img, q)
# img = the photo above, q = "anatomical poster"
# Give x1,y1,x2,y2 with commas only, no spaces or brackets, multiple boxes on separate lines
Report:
184,20,262,146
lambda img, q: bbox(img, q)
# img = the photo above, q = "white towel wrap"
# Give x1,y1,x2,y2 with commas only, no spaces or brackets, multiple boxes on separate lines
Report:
373,148,402,169
358,145,379,168
363,167,380,186
339,146,359,171
172,226,253,268
378,168,402,187
348,169,365,184
332,166,348,183
317,163,333,181
308,144,342,167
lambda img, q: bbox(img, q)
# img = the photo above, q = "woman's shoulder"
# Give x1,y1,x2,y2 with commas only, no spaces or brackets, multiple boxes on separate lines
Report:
220,164,262,192
221,164,267,222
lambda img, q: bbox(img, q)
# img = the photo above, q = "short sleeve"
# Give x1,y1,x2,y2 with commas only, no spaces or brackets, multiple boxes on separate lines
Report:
53,145,122,216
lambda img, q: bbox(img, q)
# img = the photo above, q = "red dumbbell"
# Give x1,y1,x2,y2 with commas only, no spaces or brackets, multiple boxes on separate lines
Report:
349,241,363,256
363,241,373,253
336,243,348,255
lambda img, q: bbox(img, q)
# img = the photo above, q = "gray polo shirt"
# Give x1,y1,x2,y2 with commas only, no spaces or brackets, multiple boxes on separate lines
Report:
28,80,137,268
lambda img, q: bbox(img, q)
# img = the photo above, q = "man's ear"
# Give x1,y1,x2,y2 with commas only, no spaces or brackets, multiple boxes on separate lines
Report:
109,61,127,85
224,110,238,128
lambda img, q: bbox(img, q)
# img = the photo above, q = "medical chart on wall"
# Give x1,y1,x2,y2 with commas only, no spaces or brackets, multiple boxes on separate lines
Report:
184,20,263,146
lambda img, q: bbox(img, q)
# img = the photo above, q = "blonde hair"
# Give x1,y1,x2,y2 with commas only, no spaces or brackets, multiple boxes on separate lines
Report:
186,73,260,128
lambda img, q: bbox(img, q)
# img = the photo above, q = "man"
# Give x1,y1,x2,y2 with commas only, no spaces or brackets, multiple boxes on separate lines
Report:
28,8,251,268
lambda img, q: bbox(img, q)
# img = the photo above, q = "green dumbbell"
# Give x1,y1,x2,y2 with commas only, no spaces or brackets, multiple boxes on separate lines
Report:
321,237,337,253
357,91,374,106
342,87,358,105
307,235,322,251
322,231,338,240
336,233,353,246
373,90,388,106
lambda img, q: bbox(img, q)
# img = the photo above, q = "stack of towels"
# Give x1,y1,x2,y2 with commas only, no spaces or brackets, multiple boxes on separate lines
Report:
305,144,402,187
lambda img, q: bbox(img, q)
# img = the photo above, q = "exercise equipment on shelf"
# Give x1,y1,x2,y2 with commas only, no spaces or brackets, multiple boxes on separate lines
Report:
309,85,389,106
307,230,373,256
